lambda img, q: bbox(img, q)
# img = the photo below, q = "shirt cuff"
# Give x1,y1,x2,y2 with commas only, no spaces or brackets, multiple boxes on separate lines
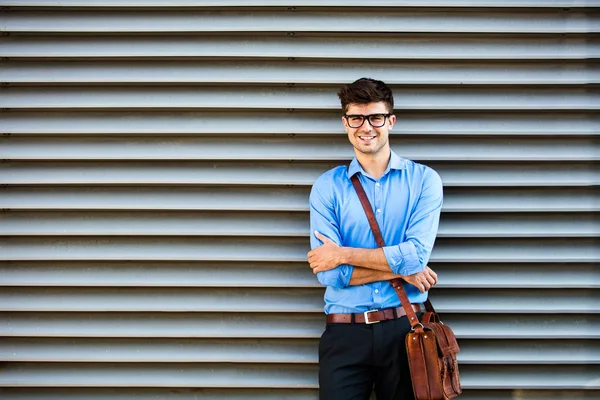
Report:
317,264,354,289
383,242,421,276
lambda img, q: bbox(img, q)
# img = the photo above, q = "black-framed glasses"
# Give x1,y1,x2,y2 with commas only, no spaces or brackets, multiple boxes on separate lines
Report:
344,113,391,128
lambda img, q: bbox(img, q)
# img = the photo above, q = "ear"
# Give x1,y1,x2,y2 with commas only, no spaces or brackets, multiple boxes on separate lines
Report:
388,114,397,129
341,115,350,132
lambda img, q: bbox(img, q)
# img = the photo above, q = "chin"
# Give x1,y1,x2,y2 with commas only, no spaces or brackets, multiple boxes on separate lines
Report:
356,147,378,155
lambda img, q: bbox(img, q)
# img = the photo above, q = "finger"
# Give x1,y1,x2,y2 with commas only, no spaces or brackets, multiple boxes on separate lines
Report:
427,270,438,286
423,267,437,283
314,231,333,243
432,272,438,285
426,274,436,287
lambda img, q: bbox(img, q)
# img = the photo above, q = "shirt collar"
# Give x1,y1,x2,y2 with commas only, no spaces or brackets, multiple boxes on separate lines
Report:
347,150,406,178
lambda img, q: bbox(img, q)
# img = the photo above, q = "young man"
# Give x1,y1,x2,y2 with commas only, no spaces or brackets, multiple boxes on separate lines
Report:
308,78,443,400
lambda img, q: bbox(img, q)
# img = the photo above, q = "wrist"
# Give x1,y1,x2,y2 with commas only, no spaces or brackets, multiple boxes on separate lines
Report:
339,246,352,265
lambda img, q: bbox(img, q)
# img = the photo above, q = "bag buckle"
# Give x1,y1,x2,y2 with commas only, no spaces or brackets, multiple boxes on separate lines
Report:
364,309,380,324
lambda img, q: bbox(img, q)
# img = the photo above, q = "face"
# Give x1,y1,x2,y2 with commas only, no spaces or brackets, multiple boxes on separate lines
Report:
342,102,396,158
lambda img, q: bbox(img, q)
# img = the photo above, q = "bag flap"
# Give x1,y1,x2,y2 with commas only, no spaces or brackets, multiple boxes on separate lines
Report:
426,322,460,356
441,324,460,354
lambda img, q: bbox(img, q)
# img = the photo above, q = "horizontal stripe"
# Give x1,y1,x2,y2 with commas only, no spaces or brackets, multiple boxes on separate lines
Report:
5,1,599,8
1,312,597,339
1,338,597,364
0,211,597,237
3,60,598,85
3,35,597,60
0,237,598,262
2,9,597,34
0,287,597,313
0,388,597,400
2,161,597,186
0,261,596,289
3,136,597,161
1,111,598,136
2,87,598,110
0,363,597,388
1,186,596,212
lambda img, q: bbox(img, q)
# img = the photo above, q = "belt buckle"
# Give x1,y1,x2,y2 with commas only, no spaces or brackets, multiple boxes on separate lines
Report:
364,309,380,324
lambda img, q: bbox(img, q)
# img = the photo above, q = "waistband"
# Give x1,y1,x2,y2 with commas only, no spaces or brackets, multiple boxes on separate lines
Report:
326,304,422,325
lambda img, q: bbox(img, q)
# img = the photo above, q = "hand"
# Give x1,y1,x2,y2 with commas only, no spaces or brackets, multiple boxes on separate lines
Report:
307,231,345,274
402,266,438,293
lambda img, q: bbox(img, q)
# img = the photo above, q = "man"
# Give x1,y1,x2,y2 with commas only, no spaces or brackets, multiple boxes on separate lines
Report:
307,78,443,400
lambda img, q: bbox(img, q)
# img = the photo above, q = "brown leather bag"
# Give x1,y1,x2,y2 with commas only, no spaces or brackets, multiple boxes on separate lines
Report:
351,174,462,400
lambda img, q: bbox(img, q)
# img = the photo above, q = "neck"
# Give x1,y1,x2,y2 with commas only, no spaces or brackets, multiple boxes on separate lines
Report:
356,149,391,180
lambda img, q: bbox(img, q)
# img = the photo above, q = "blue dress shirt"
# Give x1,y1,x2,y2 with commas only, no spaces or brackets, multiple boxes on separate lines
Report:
309,150,443,314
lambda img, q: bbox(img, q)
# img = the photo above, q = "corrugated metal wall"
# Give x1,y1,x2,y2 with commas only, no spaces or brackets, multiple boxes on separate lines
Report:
0,1,598,399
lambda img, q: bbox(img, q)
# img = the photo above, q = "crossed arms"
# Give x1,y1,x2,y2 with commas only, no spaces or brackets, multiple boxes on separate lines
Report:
308,231,438,293
308,169,443,293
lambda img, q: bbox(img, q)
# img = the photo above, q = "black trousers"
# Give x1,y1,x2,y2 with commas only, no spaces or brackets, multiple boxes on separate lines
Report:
318,315,416,400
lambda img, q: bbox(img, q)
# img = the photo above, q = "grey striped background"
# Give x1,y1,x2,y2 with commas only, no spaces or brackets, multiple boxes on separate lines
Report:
0,1,598,399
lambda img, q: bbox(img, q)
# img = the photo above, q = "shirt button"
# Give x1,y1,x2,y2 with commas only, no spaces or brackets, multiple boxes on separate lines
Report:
374,289,379,293
376,183,381,188
376,209,382,213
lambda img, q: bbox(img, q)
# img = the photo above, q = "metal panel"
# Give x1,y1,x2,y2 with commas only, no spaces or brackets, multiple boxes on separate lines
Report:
1,111,599,136
2,136,597,161
0,261,321,288
2,86,599,110
5,1,600,7
0,363,598,389
0,389,598,400
3,60,599,85
0,2,597,399
0,261,597,288
1,287,598,313
0,362,319,387
1,237,598,262
0,388,322,400
1,9,597,34
0,186,597,212
1,211,598,237
2,337,598,364
2,312,597,339
3,35,598,60
2,161,597,186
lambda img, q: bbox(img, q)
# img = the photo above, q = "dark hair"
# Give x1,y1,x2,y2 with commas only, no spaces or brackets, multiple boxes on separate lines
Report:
337,77,394,114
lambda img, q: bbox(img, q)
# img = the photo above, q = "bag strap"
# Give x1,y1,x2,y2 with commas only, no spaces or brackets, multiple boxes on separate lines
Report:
350,174,435,329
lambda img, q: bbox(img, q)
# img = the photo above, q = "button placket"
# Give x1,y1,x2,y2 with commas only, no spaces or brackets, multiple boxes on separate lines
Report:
372,282,384,304
371,179,385,305
374,181,383,221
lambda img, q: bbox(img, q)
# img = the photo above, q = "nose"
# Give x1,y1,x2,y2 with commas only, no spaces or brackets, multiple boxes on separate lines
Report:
359,119,374,132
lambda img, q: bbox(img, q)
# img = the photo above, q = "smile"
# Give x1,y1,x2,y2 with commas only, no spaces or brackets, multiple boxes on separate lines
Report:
358,135,376,141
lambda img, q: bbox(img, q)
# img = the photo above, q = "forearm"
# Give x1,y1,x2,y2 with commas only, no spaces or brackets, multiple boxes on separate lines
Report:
349,266,402,286
341,247,391,272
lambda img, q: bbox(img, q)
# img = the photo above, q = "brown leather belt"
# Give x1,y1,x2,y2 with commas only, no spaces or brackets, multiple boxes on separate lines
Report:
326,304,422,324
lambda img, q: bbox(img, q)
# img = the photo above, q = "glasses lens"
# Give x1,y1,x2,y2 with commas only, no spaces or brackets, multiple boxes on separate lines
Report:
367,114,387,127
347,115,365,128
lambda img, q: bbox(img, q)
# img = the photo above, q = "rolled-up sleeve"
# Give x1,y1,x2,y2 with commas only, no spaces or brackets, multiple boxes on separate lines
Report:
309,176,354,289
383,168,443,276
